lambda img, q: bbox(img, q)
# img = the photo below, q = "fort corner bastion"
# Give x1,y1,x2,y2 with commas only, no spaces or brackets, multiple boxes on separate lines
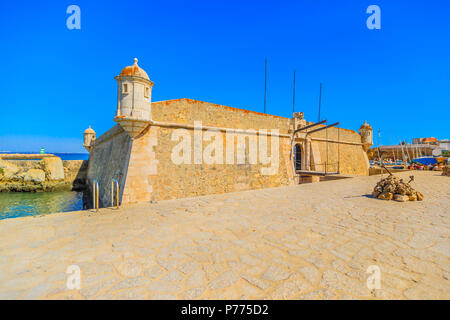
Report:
84,59,372,207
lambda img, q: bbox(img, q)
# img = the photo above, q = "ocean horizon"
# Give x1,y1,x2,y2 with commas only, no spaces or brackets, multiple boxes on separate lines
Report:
0,151,89,161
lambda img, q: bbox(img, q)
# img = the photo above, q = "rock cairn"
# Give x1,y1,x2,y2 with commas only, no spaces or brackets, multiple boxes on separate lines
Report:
372,175,423,202
443,166,450,177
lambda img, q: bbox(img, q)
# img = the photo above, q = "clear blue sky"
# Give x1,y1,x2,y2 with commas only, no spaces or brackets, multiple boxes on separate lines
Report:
0,0,448,153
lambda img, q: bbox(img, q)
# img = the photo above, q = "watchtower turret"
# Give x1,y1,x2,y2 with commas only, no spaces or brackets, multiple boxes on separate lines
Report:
114,58,154,139
359,121,373,152
83,125,96,152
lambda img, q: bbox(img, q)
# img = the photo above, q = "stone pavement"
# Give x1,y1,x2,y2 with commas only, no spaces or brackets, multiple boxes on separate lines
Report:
0,171,448,299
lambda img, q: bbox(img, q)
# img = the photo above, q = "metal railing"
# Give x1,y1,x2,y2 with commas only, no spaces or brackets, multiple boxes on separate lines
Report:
92,179,99,212
111,178,119,209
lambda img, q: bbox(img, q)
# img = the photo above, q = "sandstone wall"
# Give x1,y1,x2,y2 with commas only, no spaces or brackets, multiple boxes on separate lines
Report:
153,99,367,175
86,125,133,207
88,99,368,205
63,160,88,190
304,124,368,175
310,140,368,176
121,126,294,202
152,99,292,133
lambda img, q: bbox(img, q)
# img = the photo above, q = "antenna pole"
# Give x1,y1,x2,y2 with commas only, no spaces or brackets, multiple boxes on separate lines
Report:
318,82,322,122
292,70,296,114
264,58,267,113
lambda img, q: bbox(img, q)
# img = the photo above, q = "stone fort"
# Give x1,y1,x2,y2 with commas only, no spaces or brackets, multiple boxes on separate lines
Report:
83,59,373,207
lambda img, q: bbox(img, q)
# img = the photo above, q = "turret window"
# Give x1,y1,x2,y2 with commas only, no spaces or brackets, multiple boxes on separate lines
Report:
122,83,129,94
144,87,150,98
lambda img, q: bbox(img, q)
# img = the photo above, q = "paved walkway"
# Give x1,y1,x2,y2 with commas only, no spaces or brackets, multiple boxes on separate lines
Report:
0,171,449,299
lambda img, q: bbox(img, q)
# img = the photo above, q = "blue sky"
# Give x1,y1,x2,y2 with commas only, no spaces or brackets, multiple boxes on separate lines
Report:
0,0,448,152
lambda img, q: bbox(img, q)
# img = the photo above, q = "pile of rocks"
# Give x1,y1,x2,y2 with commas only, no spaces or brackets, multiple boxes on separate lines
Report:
372,175,423,202
443,165,450,177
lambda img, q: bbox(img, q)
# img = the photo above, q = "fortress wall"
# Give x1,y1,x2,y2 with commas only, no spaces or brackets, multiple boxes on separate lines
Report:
308,124,362,143
152,99,292,133
308,127,368,175
86,125,132,207
290,122,367,176
88,99,368,205
128,127,294,202
311,140,369,175
120,125,159,204
117,99,296,203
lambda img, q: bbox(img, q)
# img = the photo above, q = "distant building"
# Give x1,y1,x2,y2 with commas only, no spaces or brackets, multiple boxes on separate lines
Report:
409,138,449,156
413,137,437,144
437,140,450,150
432,140,450,157
368,144,436,161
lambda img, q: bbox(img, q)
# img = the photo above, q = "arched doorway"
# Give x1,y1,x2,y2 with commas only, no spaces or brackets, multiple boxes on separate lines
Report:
294,144,302,171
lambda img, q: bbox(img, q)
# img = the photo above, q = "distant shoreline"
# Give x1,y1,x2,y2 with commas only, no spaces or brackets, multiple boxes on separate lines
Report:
1,152,89,161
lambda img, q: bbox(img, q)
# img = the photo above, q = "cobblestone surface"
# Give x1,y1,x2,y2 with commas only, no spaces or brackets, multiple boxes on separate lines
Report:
0,171,448,299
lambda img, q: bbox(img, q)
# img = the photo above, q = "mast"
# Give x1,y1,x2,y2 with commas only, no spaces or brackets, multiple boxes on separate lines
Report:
399,141,406,162
292,69,296,113
406,142,412,163
318,83,322,122
264,58,267,114
389,134,396,161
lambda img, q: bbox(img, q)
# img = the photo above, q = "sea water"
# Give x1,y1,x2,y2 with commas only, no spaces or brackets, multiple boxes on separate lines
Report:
0,152,88,220
0,191,84,220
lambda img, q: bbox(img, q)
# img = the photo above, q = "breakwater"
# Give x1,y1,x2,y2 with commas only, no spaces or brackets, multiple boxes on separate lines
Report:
0,154,88,192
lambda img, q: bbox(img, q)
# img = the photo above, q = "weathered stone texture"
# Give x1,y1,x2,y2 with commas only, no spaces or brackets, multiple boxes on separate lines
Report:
88,99,369,205
86,125,132,207
0,157,86,192
22,169,46,183
43,157,65,181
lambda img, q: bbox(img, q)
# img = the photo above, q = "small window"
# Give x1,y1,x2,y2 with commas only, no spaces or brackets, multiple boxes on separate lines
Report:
144,87,150,98
122,83,128,94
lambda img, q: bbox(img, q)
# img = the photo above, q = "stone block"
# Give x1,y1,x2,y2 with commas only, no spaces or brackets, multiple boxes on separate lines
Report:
393,194,409,202
378,192,393,200
43,157,65,181
23,169,46,183
0,160,20,180
416,192,424,201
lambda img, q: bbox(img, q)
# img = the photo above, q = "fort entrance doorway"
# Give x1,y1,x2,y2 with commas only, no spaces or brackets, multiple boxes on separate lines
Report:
294,144,302,171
